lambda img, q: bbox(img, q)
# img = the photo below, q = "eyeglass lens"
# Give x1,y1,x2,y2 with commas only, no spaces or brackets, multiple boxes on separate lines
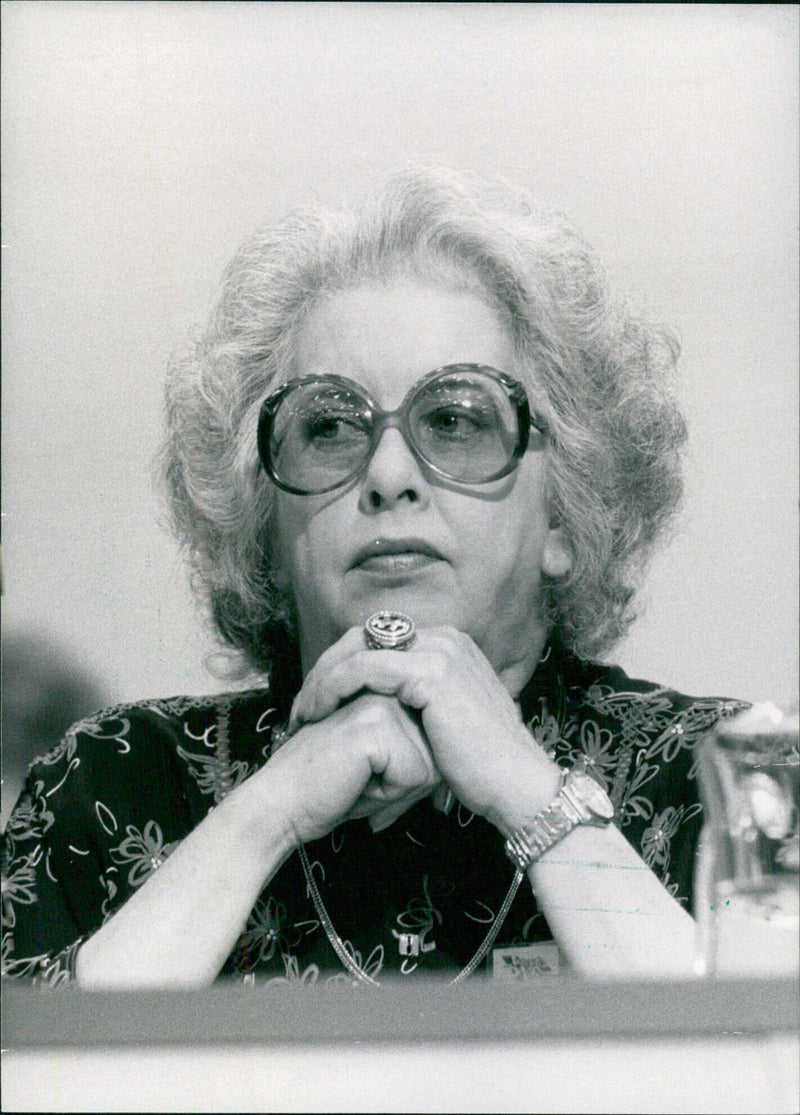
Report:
266,368,524,493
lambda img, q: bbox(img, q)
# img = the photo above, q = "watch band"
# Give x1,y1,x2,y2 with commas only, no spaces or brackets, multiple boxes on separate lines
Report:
504,766,614,871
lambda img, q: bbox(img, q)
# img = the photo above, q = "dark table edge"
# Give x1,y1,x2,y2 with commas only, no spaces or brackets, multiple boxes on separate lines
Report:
3,976,799,1049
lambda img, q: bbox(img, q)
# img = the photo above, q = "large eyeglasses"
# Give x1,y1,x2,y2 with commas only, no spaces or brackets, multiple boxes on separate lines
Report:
257,363,547,495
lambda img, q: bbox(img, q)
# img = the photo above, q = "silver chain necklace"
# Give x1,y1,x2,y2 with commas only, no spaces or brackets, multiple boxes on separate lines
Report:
298,842,523,987
215,709,524,986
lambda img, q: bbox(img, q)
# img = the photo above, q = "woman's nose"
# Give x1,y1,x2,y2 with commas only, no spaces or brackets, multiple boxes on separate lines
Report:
358,427,430,511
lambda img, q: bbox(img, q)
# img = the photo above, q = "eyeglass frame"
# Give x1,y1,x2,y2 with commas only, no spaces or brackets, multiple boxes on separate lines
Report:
257,362,549,496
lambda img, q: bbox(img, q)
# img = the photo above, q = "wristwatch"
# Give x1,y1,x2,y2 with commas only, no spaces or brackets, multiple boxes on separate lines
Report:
504,766,615,871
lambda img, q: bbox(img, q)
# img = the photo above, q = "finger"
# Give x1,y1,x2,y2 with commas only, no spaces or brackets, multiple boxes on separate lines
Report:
290,626,476,731
348,776,415,809
368,785,437,832
289,625,375,729
344,784,426,826
293,650,442,727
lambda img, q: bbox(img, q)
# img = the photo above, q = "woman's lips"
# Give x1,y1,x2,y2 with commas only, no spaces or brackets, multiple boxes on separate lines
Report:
356,551,440,574
350,538,444,576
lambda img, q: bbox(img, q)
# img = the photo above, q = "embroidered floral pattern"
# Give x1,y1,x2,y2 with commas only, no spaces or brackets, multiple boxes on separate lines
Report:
574,719,617,788
265,954,321,987
237,895,292,970
110,821,180,888
2,851,39,920
3,792,48,844
641,804,703,872
176,745,255,796
527,710,563,756
325,943,385,987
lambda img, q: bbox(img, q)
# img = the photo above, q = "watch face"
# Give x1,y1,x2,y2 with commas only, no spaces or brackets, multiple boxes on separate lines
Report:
571,769,615,820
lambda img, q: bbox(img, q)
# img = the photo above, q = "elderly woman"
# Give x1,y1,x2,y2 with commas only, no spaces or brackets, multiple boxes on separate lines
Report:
3,170,746,987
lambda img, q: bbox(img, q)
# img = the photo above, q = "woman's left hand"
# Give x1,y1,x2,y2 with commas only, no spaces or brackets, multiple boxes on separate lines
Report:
289,626,562,832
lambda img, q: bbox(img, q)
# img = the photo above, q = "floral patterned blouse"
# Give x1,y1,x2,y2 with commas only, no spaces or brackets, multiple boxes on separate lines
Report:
2,643,747,986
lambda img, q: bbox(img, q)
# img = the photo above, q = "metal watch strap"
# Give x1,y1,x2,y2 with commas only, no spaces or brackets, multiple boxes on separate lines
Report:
505,768,573,870
504,767,612,871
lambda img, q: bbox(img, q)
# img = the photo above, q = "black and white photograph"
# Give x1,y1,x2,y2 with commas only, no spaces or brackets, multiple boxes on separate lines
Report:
2,4,798,1112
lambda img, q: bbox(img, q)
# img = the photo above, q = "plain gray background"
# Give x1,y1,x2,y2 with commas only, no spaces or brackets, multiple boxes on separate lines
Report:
2,3,798,708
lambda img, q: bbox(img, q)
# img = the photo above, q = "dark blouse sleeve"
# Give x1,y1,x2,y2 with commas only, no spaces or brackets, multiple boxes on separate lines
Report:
553,659,750,914
2,702,207,985
629,687,751,913
2,772,89,983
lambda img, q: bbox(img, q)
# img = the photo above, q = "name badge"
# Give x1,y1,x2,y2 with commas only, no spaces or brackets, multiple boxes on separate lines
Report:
492,942,560,980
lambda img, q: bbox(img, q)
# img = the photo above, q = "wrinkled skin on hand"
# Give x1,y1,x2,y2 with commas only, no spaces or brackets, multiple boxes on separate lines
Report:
287,626,560,833
264,691,440,844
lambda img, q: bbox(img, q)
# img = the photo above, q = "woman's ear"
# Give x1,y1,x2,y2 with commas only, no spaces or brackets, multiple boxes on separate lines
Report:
542,475,571,578
541,525,572,578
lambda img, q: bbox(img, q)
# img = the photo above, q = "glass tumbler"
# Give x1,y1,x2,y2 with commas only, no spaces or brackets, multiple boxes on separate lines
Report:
694,703,799,977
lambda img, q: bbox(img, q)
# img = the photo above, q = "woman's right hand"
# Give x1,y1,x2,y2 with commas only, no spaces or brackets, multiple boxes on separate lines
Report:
258,693,441,846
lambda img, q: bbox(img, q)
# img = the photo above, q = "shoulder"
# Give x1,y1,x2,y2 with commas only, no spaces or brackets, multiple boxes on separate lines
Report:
10,686,286,843
562,654,750,758
25,686,283,779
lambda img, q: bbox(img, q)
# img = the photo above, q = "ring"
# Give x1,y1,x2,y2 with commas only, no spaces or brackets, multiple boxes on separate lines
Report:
364,611,416,651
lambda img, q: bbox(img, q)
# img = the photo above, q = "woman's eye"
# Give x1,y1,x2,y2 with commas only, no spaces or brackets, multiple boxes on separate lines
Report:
306,414,343,440
424,405,490,437
303,410,367,443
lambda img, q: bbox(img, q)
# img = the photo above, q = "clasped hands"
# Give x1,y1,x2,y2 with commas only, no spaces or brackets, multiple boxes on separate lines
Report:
265,626,562,846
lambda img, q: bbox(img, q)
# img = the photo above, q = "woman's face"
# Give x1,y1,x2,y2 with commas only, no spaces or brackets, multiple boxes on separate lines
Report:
271,280,571,683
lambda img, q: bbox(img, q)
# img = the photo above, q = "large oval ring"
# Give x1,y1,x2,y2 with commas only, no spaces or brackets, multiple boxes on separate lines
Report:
364,611,417,651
